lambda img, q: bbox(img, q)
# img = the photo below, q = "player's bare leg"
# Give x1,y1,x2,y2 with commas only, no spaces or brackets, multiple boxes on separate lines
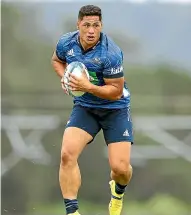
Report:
108,142,132,215
59,127,92,215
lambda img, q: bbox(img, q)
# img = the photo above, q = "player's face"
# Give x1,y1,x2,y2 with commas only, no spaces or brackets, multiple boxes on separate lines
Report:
77,16,102,49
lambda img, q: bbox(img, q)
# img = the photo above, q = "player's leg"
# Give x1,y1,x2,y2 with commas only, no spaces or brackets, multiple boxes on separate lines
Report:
101,107,133,215
60,127,91,215
108,142,132,186
60,105,100,215
108,142,132,215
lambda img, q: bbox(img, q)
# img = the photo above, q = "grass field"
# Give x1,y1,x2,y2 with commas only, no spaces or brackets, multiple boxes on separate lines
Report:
28,194,191,215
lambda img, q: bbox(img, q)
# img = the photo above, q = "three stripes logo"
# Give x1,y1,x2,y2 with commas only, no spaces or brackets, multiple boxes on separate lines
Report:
67,49,74,56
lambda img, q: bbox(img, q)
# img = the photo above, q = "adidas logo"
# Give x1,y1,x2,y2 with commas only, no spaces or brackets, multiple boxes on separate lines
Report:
123,129,129,137
67,49,74,56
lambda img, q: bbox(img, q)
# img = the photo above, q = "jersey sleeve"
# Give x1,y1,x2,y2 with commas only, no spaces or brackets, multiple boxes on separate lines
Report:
55,34,70,62
103,51,124,79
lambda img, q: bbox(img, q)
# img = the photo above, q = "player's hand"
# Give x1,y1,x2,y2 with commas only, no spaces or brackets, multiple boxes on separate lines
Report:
68,70,92,92
61,77,69,95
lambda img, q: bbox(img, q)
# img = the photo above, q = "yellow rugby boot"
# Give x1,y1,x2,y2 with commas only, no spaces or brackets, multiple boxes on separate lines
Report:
68,211,81,215
109,180,124,215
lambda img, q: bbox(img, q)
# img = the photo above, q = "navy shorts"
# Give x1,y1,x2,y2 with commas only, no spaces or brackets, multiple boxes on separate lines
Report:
66,105,133,145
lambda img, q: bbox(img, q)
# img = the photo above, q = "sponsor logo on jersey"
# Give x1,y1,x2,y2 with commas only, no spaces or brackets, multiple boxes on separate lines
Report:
110,66,123,74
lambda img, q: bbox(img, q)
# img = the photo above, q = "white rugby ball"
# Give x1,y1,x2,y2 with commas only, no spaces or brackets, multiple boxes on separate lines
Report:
63,61,89,97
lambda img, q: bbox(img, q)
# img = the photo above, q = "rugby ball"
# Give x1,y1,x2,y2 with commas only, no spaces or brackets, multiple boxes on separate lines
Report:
63,61,89,97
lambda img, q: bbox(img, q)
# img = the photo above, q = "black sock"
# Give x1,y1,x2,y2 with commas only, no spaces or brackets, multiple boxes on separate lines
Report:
115,183,127,194
64,198,78,214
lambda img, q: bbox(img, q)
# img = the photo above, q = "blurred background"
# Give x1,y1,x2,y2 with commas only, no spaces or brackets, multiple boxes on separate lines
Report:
1,0,191,215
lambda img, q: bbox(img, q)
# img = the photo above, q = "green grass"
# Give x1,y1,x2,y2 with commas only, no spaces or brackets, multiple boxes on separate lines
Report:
28,194,191,215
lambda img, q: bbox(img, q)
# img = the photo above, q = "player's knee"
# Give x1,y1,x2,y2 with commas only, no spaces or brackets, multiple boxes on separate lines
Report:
128,164,133,179
60,148,76,167
111,160,131,177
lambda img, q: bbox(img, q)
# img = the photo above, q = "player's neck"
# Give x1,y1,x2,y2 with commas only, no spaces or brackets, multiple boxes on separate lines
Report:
79,38,100,51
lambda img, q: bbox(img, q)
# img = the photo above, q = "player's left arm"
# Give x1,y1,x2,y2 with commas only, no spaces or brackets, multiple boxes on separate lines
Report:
88,52,124,100
88,76,124,100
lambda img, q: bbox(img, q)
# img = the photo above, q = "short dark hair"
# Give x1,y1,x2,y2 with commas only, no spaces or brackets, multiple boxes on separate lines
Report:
78,5,102,21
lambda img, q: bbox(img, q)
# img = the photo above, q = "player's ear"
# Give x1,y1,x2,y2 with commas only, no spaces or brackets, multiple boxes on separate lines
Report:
77,21,80,30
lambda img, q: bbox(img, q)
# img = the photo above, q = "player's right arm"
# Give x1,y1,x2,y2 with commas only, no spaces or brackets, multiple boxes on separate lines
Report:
51,35,70,94
51,34,70,77
52,52,68,94
51,52,67,78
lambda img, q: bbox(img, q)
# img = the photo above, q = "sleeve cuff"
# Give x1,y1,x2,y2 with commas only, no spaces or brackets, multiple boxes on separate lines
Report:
103,72,124,79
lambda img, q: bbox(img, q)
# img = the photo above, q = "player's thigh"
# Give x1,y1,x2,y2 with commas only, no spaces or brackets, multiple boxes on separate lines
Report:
101,107,133,167
62,105,100,159
61,127,92,159
101,107,133,145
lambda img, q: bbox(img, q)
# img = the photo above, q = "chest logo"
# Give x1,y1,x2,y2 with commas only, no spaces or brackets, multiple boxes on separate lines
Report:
92,58,101,65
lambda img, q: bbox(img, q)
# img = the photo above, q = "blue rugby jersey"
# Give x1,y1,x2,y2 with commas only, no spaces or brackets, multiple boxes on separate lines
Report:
56,31,130,109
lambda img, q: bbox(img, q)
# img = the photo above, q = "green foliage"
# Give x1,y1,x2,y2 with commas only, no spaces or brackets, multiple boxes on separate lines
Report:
125,65,191,95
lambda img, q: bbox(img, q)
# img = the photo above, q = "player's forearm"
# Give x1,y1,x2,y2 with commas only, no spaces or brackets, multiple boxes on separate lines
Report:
88,84,122,101
52,60,67,78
